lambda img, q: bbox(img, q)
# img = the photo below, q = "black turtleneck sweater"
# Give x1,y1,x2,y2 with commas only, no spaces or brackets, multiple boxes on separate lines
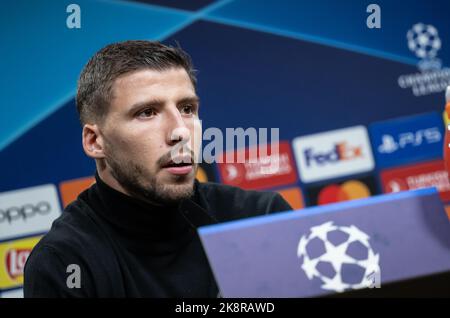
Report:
24,173,292,298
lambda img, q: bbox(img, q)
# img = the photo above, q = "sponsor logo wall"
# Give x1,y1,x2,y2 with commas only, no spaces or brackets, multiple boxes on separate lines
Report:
0,185,61,295
3,108,446,296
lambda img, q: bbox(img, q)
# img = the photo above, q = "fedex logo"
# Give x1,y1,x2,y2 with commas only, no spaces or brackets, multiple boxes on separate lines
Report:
293,126,374,183
304,142,363,167
370,112,444,168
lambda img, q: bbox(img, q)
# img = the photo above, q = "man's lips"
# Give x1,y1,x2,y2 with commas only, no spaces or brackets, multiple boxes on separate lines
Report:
164,165,193,175
161,155,194,175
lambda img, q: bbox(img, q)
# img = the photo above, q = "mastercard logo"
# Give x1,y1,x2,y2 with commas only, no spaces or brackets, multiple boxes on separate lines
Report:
317,180,371,205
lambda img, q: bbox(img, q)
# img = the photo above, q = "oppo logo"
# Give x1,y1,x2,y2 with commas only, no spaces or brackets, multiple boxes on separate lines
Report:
0,201,51,224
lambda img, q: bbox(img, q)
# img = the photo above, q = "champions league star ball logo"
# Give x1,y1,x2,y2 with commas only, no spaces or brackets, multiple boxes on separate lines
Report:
398,23,450,96
407,23,441,60
297,221,380,293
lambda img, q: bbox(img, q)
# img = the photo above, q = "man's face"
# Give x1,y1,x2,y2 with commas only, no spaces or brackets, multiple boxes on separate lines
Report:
99,67,202,205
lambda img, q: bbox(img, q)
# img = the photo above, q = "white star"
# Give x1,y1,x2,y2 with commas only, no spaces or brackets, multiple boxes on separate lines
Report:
320,273,350,293
309,221,337,241
301,256,320,280
357,248,380,273
297,235,308,257
340,225,370,246
319,240,355,273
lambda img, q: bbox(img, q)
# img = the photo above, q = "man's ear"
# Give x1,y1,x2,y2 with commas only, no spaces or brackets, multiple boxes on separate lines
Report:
82,124,106,159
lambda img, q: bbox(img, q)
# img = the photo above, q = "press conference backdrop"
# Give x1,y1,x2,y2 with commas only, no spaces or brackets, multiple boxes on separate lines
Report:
1,0,450,297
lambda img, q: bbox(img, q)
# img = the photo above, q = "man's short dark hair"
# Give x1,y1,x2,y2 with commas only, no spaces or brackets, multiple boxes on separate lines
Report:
76,40,197,125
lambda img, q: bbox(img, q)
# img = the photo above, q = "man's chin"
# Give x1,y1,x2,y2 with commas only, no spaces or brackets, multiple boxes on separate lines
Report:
156,182,195,204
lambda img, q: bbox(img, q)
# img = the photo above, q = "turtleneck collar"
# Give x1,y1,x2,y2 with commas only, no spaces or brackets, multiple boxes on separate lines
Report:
83,171,217,254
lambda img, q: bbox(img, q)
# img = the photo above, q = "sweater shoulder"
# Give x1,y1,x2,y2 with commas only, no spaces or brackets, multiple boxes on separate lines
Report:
26,195,121,294
196,181,291,220
32,194,109,258
198,181,276,202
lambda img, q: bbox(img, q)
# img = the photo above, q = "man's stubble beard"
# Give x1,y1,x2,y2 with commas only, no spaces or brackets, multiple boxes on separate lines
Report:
104,145,197,206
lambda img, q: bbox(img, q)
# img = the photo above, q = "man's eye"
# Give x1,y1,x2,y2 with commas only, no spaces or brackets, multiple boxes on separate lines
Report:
181,104,195,115
137,108,156,118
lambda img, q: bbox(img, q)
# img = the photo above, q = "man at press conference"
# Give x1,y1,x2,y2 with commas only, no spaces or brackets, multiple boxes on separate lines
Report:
23,40,291,297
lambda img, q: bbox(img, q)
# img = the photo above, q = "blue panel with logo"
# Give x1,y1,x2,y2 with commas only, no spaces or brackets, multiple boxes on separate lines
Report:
369,112,444,169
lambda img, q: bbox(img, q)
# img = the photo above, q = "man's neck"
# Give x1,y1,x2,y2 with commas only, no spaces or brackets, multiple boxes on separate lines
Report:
96,167,165,207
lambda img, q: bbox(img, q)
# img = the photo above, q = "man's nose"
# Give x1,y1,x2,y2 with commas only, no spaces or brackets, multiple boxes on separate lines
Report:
169,127,191,145
166,107,191,146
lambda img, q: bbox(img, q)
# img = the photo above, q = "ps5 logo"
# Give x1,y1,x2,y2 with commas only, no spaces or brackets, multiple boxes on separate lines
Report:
378,128,441,154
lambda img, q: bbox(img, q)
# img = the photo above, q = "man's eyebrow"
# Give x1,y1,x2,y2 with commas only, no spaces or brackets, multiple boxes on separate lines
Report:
127,96,200,115
127,99,165,114
177,96,200,105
